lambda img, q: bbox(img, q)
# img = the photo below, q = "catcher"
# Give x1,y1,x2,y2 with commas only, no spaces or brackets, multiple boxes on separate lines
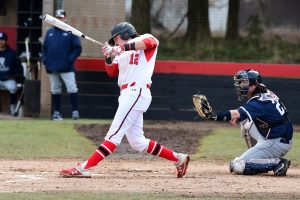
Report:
193,69,293,176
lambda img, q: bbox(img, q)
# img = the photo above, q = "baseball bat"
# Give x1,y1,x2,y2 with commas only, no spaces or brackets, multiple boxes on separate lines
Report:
24,37,32,80
43,14,104,46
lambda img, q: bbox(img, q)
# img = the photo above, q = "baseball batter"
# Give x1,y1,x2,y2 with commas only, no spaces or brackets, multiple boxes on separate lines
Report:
195,69,293,176
60,22,190,178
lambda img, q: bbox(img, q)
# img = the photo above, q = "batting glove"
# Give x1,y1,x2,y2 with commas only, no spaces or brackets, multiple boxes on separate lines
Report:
101,42,113,57
111,45,125,56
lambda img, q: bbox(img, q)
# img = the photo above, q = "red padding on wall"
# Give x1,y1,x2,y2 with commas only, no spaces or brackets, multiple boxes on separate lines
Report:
75,57,300,78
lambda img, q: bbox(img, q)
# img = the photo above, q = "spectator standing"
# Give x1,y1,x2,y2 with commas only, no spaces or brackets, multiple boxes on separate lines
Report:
42,9,82,120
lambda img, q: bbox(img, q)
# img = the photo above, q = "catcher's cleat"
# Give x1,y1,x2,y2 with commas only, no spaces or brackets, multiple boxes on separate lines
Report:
60,164,91,178
175,153,190,178
273,158,291,176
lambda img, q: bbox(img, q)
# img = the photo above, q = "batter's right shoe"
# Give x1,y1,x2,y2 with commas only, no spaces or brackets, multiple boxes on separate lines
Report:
273,158,291,176
60,164,91,178
175,153,190,178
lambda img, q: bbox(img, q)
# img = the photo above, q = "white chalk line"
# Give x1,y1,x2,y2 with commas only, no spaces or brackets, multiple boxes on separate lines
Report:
4,174,44,183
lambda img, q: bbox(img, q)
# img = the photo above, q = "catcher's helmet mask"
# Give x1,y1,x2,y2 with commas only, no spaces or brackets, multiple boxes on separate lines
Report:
234,69,262,101
108,22,137,46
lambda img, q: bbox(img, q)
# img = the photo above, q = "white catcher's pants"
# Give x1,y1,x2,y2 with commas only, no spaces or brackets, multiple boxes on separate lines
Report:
105,83,152,152
239,119,292,160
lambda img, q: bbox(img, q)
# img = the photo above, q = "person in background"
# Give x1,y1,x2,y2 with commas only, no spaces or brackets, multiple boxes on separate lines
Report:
0,32,23,115
42,9,82,120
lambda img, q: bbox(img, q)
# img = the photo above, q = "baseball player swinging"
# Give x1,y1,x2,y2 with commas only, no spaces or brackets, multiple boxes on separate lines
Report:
193,69,293,176
60,22,190,178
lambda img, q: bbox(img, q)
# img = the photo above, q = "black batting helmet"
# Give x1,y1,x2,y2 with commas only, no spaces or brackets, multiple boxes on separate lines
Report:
108,22,137,46
233,69,263,101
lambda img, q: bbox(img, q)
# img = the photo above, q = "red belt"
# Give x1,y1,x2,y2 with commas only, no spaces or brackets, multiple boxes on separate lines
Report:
121,82,151,90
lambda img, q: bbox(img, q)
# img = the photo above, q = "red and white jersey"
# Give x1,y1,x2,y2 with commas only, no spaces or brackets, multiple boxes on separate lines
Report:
111,34,159,88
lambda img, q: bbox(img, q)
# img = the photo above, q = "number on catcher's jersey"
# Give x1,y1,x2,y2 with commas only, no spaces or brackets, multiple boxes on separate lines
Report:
275,100,287,116
259,90,287,116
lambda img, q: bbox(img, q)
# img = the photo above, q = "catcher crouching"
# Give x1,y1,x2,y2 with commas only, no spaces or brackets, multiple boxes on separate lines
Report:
193,69,293,176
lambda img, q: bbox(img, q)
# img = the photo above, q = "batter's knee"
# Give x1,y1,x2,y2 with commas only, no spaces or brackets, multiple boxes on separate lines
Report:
128,137,149,152
229,157,246,175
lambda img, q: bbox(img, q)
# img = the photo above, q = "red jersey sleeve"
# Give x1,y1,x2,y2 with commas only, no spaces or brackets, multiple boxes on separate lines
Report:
142,37,158,50
105,62,119,77
142,36,158,62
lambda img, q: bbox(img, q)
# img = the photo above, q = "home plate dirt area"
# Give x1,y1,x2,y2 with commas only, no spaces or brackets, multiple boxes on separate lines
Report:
1,121,300,198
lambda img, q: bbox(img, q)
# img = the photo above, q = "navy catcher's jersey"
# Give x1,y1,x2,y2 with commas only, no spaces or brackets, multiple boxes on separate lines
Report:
237,89,293,140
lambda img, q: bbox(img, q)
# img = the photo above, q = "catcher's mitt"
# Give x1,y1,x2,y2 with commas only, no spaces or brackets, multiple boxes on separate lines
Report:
192,94,214,120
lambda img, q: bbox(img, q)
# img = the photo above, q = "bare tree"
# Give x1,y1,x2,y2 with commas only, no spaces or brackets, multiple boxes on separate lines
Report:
130,0,151,33
225,0,240,40
186,0,211,42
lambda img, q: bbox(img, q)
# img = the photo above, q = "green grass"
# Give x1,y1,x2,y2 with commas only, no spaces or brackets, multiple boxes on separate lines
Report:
0,119,299,164
194,127,300,165
158,37,300,64
0,119,106,159
0,192,244,200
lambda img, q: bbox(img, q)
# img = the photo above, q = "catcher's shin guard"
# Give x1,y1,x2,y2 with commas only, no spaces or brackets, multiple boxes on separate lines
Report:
231,158,281,175
243,162,275,175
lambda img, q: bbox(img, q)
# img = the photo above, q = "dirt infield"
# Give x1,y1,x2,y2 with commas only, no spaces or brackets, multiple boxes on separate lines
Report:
1,121,300,198
1,159,300,198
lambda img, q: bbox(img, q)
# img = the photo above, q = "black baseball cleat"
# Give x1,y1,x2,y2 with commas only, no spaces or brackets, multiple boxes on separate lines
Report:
273,158,291,176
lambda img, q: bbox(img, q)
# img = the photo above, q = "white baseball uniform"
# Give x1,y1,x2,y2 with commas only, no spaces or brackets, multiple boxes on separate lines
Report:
104,34,159,152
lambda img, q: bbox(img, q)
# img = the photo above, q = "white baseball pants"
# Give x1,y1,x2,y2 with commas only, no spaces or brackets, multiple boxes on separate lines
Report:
105,84,152,152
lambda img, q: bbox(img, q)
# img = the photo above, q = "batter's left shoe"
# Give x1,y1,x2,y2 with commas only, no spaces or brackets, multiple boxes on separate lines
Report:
60,164,91,178
175,153,190,178
273,158,291,176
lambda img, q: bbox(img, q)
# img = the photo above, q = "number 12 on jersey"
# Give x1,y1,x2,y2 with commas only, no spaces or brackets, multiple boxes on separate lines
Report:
129,53,139,65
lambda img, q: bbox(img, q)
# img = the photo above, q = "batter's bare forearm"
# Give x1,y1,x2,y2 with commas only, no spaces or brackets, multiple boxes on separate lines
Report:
134,40,146,50
123,37,157,51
